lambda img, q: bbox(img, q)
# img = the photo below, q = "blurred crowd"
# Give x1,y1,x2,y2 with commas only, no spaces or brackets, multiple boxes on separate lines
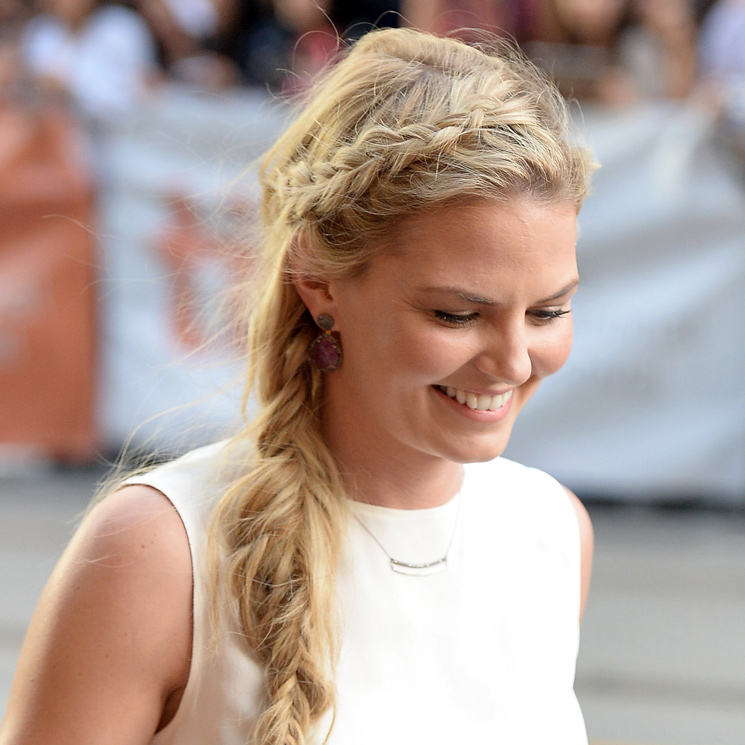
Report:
0,0,743,121
1,0,745,463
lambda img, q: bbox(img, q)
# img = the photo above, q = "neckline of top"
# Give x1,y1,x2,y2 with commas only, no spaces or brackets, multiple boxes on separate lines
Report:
347,466,467,521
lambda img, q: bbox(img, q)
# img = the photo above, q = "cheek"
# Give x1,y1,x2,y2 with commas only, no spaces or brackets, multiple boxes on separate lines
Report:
342,317,442,386
397,327,475,379
531,323,574,379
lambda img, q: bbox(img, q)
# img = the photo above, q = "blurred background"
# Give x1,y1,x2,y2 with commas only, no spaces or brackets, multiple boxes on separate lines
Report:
1,0,744,742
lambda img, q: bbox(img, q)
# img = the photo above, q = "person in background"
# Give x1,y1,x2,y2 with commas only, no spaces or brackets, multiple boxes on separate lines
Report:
698,0,745,80
402,0,519,38
523,0,636,105
332,0,399,38
20,0,158,125
136,0,240,89
698,0,745,159
226,0,338,94
0,27,594,745
619,0,698,99
0,0,31,93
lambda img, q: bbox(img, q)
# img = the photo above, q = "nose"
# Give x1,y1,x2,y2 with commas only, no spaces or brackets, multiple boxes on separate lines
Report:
473,322,532,386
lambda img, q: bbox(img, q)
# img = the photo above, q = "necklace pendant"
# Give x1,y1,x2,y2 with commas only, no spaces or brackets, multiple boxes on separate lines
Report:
390,557,448,576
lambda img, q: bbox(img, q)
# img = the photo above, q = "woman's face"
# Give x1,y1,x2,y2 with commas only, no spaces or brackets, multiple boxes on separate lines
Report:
315,197,579,469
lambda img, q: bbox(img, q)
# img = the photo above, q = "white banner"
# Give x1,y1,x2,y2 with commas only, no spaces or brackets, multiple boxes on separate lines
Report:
96,85,286,453
97,92,745,500
504,102,745,503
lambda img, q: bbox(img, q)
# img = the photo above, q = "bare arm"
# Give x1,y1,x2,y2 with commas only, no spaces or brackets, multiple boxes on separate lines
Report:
563,487,594,623
0,486,193,745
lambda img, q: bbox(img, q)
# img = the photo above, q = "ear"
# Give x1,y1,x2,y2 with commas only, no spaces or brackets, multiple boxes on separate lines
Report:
293,275,339,328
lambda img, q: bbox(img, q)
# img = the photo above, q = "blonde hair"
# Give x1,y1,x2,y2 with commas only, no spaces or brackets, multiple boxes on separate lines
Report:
210,27,593,745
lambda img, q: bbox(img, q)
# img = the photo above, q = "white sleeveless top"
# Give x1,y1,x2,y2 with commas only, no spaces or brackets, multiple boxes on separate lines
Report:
127,442,587,745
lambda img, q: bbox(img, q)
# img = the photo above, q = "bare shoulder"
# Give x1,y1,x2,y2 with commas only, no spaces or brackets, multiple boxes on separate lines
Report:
75,484,192,573
562,486,594,622
0,485,193,745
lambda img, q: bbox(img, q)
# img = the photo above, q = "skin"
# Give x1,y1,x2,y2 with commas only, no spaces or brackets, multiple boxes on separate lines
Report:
0,196,593,744
553,0,628,44
44,0,97,30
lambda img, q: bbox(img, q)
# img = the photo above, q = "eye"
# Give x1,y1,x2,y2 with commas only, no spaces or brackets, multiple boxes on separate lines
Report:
530,308,571,324
433,310,479,327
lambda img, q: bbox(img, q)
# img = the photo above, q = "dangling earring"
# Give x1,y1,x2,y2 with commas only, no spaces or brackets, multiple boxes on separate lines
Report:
309,313,342,371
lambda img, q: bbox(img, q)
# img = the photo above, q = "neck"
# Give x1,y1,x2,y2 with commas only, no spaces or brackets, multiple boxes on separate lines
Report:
324,406,463,511
343,457,463,510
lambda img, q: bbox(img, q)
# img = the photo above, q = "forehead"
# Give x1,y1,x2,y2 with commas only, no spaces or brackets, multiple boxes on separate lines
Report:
380,197,578,274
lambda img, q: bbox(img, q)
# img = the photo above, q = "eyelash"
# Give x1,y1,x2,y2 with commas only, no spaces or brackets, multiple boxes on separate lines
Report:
433,310,479,327
433,308,571,327
531,308,571,323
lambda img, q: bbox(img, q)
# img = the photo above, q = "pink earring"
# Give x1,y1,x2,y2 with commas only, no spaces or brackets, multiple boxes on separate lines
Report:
309,313,342,371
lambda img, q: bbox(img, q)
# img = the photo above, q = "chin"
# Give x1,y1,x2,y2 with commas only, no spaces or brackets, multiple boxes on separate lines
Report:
439,434,513,465
467,449,507,464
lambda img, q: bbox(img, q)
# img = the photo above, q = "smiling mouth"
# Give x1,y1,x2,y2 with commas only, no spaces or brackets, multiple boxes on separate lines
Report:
436,385,513,412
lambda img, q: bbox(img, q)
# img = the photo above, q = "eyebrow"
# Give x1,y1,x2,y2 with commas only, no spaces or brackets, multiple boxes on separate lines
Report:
421,278,581,306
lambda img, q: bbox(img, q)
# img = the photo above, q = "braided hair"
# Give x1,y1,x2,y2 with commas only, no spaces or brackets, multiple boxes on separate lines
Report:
210,27,593,745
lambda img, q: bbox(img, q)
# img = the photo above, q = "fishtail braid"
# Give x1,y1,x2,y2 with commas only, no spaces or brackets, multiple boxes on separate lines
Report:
210,244,346,744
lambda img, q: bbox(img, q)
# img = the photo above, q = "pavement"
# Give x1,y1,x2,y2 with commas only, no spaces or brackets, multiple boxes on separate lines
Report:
1,463,744,744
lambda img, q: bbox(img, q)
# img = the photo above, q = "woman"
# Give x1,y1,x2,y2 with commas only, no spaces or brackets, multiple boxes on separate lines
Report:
0,27,595,745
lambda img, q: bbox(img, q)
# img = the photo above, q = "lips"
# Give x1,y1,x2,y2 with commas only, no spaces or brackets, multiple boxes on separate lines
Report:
437,385,513,412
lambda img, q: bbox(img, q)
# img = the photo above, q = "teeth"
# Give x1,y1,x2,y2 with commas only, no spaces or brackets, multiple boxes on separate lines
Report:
476,394,492,411
441,386,513,412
